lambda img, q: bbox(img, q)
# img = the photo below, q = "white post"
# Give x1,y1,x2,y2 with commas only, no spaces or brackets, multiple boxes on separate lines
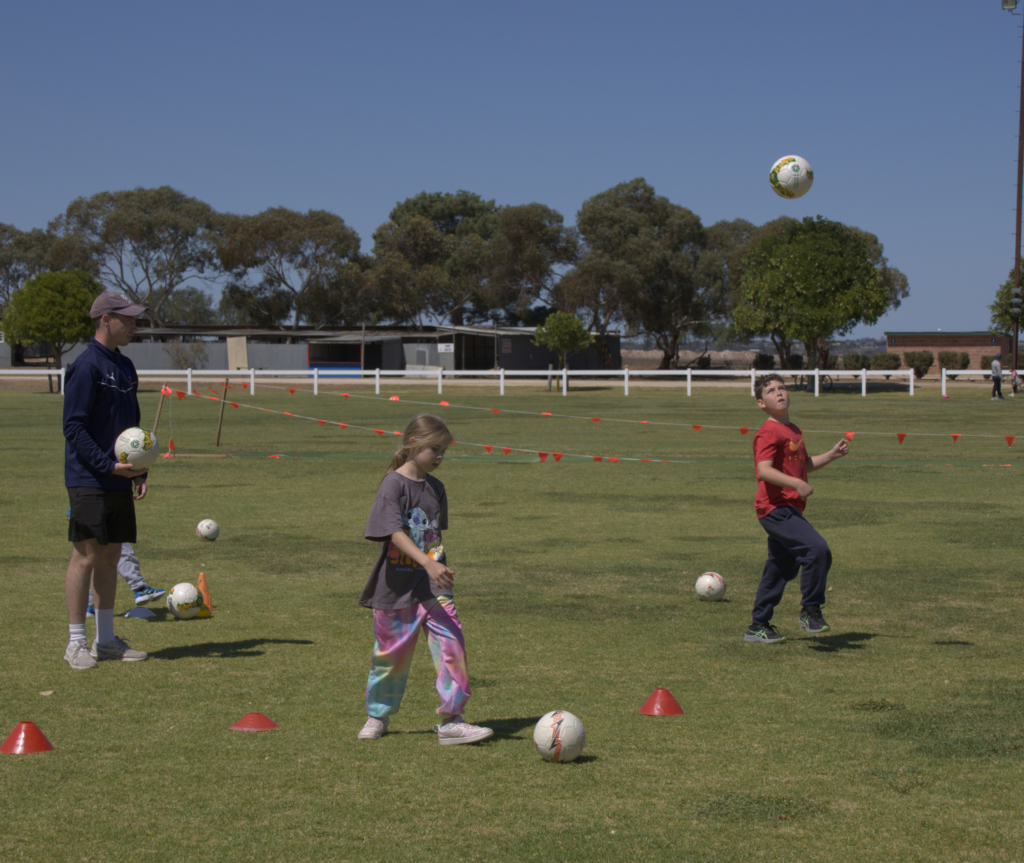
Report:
562,368,567,396
313,367,319,396
814,368,820,397
250,368,255,394
861,368,867,397
499,367,505,396
187,368,192,393
909,370,914,397
375,368,380,394
60,368,65,395
438,368,443,395
686,367,692,397
941,368,946,397
624,366,629,396
749,369,755,397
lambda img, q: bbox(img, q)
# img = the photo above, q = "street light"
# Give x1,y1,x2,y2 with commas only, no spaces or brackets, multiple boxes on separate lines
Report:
1005,0,1022,373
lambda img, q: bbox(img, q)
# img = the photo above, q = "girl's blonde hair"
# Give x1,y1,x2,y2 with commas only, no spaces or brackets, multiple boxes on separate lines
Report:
384,413,453,476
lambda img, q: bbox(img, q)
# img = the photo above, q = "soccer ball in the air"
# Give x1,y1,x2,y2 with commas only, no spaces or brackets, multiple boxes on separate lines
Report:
166,583,204,619
769,155,814,199
695,572,726,601
533,710,586,763
196,519,220,541
114,427,159,470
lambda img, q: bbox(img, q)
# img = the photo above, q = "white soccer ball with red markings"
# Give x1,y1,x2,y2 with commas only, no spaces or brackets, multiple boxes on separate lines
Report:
115,426,159,470
534,710,586,763
196,519,219,541
166,583,203,619
695,571,726,601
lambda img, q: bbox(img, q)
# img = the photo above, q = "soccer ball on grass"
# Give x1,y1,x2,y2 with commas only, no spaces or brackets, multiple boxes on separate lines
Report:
167,583,204,619
533,710,586,763
196,519,220,541
695,572,726,601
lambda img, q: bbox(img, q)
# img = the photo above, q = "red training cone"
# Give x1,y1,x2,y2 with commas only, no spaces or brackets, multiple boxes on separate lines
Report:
639,688,684,716
1,721,54,754
230,713,280,731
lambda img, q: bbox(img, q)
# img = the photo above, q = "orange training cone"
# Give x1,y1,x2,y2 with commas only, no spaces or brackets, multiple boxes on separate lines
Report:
231,713,280,731
196,572,213,617
639,688,684,716
1,721,54,754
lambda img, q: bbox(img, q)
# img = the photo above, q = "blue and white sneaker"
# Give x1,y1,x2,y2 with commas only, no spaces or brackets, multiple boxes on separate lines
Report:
85,603,95,618
134,585,166,606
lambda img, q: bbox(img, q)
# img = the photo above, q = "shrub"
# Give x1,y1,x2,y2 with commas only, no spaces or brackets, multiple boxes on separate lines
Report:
689,355,711,370
938,351,971,378
783,354,804,370
903,350,934,379
752,353,775,370
825,354,839,370
981,354,997,370
869,352,902,371
842,352,867,370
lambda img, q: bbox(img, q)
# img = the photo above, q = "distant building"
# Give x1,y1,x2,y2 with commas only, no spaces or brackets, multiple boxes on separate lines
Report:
884,331,1016,374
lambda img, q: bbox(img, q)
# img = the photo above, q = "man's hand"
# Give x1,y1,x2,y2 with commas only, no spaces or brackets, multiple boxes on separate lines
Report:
132,477,147,501
112,463,148,479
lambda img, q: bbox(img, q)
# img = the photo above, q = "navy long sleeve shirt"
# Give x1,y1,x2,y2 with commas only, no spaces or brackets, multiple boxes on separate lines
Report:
63,338,144,490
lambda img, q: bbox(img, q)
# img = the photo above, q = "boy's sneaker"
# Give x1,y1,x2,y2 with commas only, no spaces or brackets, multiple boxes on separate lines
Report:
357,716,389,740
744,624,786,644
799,605,831,634
134,585,166,606
85,603,95,618
90,636,148,662
435,717,494,746
64,640,98,670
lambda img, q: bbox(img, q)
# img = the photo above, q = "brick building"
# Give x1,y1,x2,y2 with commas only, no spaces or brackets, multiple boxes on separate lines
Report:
884,331,1016,374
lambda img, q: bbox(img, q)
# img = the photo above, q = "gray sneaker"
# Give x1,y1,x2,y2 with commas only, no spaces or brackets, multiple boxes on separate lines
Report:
744,624,786,644
91,636,147,662
64,640,98,670
799,605,831,634
435,718,494,746
357,716,389,740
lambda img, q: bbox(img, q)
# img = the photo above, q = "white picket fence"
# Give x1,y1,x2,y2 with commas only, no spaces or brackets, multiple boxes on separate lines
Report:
1,366,921,397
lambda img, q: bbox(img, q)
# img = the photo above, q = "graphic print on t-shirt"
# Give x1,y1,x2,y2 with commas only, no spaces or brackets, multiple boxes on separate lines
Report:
388,505,442,569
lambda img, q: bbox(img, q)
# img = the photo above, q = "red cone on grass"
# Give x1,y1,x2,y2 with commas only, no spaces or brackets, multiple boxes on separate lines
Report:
639,688,684,716
1,721,53,754
230,713,280,731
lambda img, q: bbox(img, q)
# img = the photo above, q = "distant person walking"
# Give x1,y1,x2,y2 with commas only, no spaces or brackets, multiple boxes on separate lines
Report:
991,353,1005,401
63,291,151,669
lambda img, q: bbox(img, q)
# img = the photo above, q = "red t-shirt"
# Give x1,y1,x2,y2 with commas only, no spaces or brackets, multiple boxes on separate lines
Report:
753,419,809,518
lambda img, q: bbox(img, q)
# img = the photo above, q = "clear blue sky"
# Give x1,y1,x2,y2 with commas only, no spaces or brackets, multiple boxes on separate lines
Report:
2,0,1021,338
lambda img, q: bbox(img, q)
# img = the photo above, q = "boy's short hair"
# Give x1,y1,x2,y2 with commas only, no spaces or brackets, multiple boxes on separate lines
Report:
755,373,785,401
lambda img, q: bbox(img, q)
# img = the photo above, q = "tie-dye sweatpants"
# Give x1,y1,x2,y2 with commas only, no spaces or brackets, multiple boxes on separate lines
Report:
365,595,471,719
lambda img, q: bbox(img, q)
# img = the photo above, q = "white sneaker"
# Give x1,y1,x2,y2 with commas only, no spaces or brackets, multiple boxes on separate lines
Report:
358,716,389,740
64,640,98,670
435,717,494,746
91,636,147,662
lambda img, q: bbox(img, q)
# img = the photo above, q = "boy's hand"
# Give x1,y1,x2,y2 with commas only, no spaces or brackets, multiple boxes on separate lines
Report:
425,559,455,591
831,439,850,458
795,479,814,500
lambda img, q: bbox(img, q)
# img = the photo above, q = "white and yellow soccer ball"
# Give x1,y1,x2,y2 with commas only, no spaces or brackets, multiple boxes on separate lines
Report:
114,427,159,470
533,710,586,763
769,155,814,199
166,582,204,619
196,519,220,541
695,571,727,601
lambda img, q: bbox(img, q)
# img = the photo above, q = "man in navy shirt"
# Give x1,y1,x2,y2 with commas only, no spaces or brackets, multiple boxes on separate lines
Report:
63,291,152,669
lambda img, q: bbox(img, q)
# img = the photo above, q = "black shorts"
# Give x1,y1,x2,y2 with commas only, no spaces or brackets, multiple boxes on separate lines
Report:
67,487,136,546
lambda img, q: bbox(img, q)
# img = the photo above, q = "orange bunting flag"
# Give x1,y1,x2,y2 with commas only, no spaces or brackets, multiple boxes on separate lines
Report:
542,412,552,416
951,434,961,443
208,386,219,395
439,401,449,406
168,438,176,451
641,459,651,463
160,385,172,396
223,383,232,389
593,456,603,462
373,429,385,436
267,454,280,459
896,433,907,444
739,427,749,435
639,420,649,424
288,389,296,396
692,425,702,431
337,423,348,428
501,447,512,455
206,396,217,401
191,390,198,397
491,409,500,414
1007,436,1015,448
240,382,249,388
591,417,601,423
340,393,349,398
317,420,326,427
389,396,400,401
393,431,402,435
553,453,564,462
484,445,493,453
844,432,855,441
608,457,620,463
282,411,293,416
450,440,457,445
538,452,549,462
175,390,187,400
230,402,239,409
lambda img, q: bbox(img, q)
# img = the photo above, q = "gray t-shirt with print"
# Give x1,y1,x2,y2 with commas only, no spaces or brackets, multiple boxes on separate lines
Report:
359,471,449,609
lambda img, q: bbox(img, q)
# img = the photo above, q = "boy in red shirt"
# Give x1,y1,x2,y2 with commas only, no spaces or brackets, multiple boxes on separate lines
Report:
745,374,849,644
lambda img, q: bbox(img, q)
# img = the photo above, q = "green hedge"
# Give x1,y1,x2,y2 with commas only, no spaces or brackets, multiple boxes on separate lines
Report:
903,350,934,379
783,355,804,370
843,352,868,370
981,354,998,371
938,350,970,371
752,353,776,370
689,355,711,370
869,352,902,371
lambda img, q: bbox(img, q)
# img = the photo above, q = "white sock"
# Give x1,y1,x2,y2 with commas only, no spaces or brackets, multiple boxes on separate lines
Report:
95,608,115,645
68,623,86,646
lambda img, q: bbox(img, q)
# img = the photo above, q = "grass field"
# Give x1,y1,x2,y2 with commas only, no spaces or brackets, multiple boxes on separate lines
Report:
1,380,1022,863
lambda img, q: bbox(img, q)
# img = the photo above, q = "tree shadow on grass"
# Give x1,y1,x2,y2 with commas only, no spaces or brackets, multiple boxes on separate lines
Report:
802,631,876,653
148,638,314,660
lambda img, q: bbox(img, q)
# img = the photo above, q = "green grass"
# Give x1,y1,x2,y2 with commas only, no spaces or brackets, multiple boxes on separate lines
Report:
1,381,1023,863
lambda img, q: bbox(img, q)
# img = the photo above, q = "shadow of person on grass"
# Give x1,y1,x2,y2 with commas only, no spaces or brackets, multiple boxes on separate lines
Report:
393,716,541,740
147,638,314,660
802,631,876,653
